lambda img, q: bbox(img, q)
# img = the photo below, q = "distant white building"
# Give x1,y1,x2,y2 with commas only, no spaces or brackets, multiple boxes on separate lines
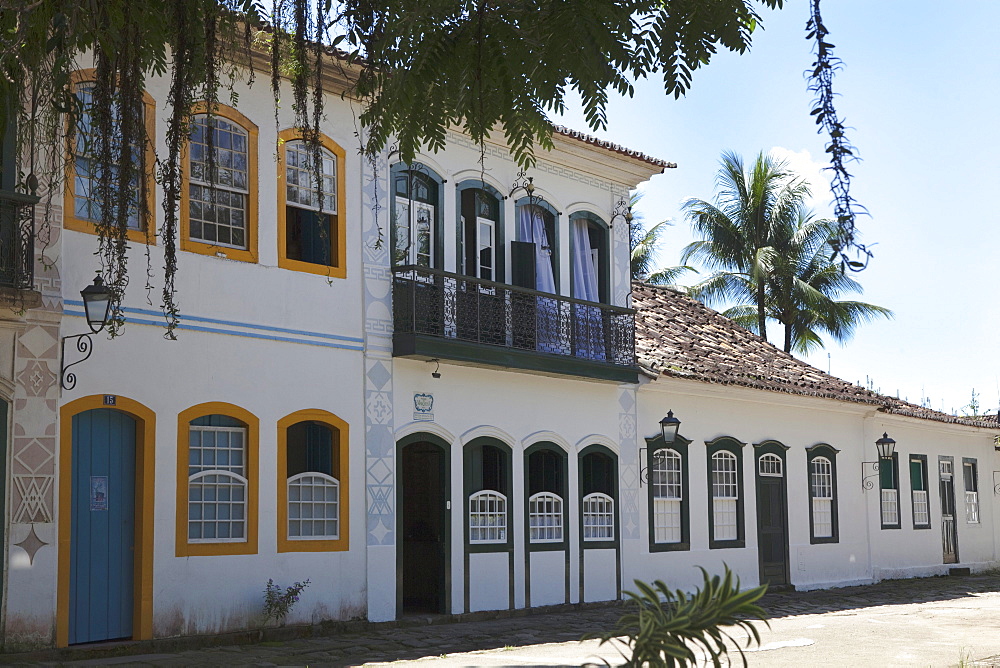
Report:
0,48,994,650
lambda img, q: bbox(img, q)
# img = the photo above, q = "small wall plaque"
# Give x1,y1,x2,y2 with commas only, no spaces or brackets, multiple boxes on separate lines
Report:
413,393,434,422
103,395,117,406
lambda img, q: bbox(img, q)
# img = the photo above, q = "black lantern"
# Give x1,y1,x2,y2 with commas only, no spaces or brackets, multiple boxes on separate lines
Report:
875,432,896,459
81,274,112,334
659,410,681,444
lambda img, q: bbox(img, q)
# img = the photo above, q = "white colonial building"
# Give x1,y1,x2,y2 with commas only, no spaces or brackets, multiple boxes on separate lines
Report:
0,48,995,650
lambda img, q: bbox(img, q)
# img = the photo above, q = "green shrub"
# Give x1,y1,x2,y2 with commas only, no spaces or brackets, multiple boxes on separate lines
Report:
589,566,769,667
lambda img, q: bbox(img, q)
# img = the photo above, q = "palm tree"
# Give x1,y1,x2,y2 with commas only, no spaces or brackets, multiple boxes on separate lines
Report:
681,151,808,340
682,151,891,354
629,193,695,285
721,210,892,353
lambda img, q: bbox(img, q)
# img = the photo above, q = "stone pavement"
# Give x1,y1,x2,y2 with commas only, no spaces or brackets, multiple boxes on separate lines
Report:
10,574,1000,667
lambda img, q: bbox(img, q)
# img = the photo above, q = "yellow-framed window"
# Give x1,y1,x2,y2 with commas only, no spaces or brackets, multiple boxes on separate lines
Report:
63,69,156,244
175,402,259,557
181,103,259,263
277,409,350,552
277,129,347,278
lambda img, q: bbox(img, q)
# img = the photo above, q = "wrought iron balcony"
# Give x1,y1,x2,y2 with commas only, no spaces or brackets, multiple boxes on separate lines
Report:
392,265,637,382
0,190,36,291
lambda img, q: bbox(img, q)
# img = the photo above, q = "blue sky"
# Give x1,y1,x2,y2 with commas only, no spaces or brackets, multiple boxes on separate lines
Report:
556,0,1000,415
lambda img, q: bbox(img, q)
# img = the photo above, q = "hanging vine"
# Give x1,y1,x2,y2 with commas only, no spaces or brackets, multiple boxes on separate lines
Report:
0,0,862,339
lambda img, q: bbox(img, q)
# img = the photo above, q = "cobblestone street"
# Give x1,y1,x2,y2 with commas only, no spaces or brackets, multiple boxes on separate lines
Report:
11,574,1000,667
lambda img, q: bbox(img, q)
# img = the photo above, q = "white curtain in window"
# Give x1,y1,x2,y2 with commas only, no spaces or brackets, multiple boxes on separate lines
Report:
519,206,562,353
570,218,605,360
518,206,556,293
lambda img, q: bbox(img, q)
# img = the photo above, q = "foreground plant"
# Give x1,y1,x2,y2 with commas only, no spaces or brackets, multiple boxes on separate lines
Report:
263,578,311,626
589,566,768,667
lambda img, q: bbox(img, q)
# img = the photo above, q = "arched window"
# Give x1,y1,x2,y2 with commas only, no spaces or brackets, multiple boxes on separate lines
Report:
526,445,567,544
278,410,350,551
513,199,558,293
64,71,155,243
459,186,502,282
278,132,347,277
393,166,441,268
580,447,617,544
465,440,511,547
758,453,783,477
807,444,839,543
176,403,259,556
181,104,258,263
652,449,683,543
569,212,608,304
707,437,744,548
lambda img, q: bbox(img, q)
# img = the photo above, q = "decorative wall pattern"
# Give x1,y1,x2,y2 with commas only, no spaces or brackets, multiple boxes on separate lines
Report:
362,151,396,546
618,385,640,540
7,202,64,557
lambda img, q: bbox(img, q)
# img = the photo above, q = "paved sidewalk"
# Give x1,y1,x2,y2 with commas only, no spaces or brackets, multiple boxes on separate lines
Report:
12,574,1000,666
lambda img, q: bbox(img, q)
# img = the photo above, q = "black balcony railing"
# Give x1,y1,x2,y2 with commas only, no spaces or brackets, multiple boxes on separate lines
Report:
0,190,36,290
393,265,636,372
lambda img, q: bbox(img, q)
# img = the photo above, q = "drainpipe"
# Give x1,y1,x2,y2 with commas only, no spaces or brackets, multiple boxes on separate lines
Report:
863,412,876,583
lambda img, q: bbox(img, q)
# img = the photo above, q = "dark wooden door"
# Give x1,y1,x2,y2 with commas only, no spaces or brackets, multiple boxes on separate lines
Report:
756,472,788,586
400,442,448,613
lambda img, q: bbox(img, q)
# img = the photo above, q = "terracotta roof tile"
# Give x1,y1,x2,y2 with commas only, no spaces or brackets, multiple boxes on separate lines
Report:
551,125,677,171
632,282,995,429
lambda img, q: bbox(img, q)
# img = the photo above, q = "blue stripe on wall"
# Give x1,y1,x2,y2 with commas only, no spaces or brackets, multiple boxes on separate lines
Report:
64,300,365,345
63,310,365,352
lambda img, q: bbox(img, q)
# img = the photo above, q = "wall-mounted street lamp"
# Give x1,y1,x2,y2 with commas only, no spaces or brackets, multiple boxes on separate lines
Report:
60,274,113,391
609,197,633,229
640,410,682,487
861,432,896,492
509,171,541,209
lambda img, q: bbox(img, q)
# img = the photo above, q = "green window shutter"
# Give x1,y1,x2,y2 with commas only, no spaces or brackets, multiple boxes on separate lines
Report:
879,458,894,489
910,459,924,491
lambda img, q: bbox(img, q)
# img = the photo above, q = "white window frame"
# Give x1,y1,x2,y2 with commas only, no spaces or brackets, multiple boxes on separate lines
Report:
810,456,834,539
582,492,614,541
964,461,980,524
881,488,900,527
285,140,337,213
189,114,250,250
909,457,930,528
395,195,435,268
287,472,340,540
188,470,248,543
476,216,496,283
758,453,783,477
711,451,739,542
72,82,142,229
528,491,563,543
651,449,682,544
469,490,507,544
188,424,248,543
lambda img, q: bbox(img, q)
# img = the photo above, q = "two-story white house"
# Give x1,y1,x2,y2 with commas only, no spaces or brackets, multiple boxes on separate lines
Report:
0,45,995,651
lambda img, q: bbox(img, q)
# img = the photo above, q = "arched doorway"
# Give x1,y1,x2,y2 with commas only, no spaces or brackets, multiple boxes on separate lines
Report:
397,433,450,615
58,396,155,646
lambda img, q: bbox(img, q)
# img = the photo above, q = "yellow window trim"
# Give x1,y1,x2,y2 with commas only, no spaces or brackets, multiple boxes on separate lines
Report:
276,409,350,553
276,129,348,278
63,69,157,245
175,402,260,557
57,395,156,647
180,102,259,264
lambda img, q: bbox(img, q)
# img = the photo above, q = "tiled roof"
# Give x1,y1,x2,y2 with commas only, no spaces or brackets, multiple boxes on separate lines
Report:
632,282,995,429
551,125,677,171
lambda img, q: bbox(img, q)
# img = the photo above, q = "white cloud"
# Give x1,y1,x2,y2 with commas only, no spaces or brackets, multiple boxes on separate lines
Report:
769,147,834,215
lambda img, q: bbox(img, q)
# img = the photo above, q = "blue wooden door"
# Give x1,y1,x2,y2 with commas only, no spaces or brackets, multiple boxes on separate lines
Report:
70,409,136,644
